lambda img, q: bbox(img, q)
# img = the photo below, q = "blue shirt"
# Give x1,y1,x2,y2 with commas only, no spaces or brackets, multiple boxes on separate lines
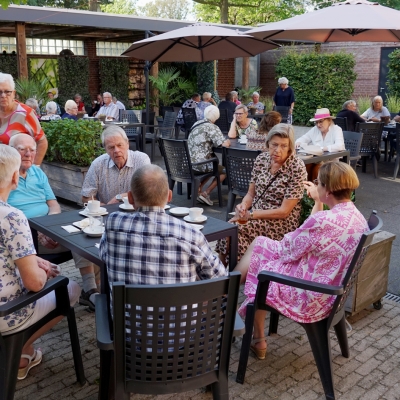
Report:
8,166,56,218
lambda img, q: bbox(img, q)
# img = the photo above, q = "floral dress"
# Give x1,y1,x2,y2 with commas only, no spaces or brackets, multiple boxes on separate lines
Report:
0,202,37,334
215,152,307,261
235,118,258,139
239,202,369,323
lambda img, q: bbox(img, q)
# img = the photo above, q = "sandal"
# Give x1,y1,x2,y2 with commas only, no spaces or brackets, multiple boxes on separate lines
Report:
18,348,43,380
250,337,267,360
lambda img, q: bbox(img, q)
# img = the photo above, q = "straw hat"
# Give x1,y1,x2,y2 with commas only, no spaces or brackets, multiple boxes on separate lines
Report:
309,108,336,122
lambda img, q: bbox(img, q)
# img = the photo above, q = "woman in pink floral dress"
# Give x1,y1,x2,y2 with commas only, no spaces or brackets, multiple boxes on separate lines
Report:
235,161,368,359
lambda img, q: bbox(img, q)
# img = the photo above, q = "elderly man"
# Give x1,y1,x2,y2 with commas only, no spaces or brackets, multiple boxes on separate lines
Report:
81,125,150,204
112,96,126,110
336,100,365,131
99,164,226,294
218,92,237,122
247,92,265,112
96,92,119,121
197,92,217,119
8,134,99,310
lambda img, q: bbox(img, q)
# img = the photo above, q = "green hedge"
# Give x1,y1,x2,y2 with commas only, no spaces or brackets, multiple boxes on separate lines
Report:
197,61,220,104
99,58,129,105
387,49,400,98
0,54,18,79
276,52,357,125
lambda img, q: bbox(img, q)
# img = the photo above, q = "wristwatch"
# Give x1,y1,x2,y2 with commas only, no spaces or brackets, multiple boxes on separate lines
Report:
115,194,123,201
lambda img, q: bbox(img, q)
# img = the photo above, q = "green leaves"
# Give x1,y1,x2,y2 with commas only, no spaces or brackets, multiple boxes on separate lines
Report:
0,54,18,78
42,119,104,167
238,86,262,105
99,58,129,105
15,76,49,104
387,49,400,99
197,61,219,101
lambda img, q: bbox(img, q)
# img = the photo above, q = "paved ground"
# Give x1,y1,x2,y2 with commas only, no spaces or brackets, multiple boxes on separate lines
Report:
14,125,400,399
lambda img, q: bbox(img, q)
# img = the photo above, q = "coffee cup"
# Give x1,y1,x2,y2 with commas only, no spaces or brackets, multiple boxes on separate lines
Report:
122,197,133,208
83,113,88,118
84,200,100,214
189,207,203,221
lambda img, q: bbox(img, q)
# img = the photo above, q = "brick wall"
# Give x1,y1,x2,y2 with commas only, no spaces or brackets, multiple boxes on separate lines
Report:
217,58,235,98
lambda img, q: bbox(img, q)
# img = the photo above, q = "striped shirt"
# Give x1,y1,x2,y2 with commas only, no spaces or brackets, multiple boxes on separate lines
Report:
97,103,119,121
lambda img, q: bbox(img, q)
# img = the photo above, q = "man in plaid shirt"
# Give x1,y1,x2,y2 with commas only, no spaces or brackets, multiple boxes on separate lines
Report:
99,164,227,293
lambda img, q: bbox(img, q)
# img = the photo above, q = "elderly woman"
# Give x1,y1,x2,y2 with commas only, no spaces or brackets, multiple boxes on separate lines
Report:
216,123,307,263
197,92,217,119
247,111,282,151
228,104,258,139
247,92,265,112
234,162,368,358
74,93,85,112
62,100,78,120
0,145,80,378
295,108,345,181
231,90,241,105
188,105,231,206
25,98,40,117
273,77,295,124
361,95,390,123
0,73,47,165
40,101,61,121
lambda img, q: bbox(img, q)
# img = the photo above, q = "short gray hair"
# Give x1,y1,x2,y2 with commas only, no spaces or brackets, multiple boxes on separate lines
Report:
230,91,238,97
202,92,212,100
46,101,58,114
25,98,38,110
265,123,295,156
65,100,77,113
278,77,289,85
0,144,21,189
252,92,260,97
343,100,356,110
103,91,112,98
101,125,128,146
0,72,15,90
204,105,220,123
9,133,36,149
235,104,248,114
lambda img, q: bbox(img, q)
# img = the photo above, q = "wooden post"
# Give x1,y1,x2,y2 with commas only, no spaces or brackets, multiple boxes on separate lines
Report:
150,62,159,115
15,22,28,79
242,57,250,90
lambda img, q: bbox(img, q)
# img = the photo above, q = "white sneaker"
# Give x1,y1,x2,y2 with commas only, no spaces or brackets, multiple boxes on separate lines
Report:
199,193,213,206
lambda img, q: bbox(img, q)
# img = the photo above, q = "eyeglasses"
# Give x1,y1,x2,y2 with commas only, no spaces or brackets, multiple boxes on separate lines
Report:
14,146,37,153
0,90,13,97
234,113,245,116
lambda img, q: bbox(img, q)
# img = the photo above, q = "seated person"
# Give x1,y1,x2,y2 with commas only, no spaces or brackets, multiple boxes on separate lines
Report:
247,92,265,112
231,90,241,105
96,92,119,121
91,94,103,116
336,100,365,131
176,93,201,125
8,134,99,310
215,124,307,264
112,96,126,110
234,162,368,359
361,95,390,123
81,126,150,204
74,93,85,113
99,164,227,299
247,110,281,151
187,105,230,206
218,92,237,122
295,108,345,181
25,98,40,118
40,101,61,121
228,104,258,139
0,144,80,379
61,100,78,120
196,92,216,119
41,90,61,115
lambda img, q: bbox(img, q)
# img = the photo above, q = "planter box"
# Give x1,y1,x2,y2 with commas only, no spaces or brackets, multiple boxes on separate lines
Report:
41,161,89,205
345,231,396,315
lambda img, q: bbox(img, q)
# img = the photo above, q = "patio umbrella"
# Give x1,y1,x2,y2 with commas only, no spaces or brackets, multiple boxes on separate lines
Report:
246,0,400,42
122,22,278,62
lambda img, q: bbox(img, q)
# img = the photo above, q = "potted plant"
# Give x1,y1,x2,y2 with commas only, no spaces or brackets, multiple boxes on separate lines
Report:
41,119,104,203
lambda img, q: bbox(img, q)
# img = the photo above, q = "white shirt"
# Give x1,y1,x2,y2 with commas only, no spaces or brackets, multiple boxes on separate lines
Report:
97,102,120,121
361,106,390,120
295,124,345,153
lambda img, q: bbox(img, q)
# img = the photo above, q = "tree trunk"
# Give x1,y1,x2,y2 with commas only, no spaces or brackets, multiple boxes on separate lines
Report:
220,0,229,24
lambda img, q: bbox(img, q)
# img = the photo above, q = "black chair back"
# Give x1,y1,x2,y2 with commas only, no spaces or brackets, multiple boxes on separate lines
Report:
273,106,290,123
182,107,198,138
334,117,348,131
120,110,142,136
215,108,231,134
160,106,175,119
343,130,363,168
158,111,177,138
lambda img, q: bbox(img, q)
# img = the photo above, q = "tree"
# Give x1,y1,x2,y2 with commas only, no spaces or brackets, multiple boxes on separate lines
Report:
137,0,192,19
101,0,136,14
311,0,400,9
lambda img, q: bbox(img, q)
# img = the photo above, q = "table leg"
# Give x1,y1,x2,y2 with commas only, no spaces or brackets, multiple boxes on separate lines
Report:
229,227,238,272
142,124,146,154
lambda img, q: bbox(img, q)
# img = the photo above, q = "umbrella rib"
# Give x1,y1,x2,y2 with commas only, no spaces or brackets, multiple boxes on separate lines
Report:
224,37,260,57
262,30,284,41
324,29,336,42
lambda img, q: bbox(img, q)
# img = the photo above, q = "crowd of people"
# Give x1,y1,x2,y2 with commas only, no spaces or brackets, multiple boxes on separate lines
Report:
0,70,373,382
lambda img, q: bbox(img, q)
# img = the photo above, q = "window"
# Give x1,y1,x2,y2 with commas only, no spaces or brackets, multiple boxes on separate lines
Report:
96,41,131,57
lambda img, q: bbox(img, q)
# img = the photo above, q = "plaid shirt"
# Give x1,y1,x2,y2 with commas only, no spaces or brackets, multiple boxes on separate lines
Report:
99,207,227,294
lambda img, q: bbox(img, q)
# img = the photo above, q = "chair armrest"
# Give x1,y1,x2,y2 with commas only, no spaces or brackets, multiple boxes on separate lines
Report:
95,294,114,351
258,271,343,296
192,157,219,167
0,276,69,317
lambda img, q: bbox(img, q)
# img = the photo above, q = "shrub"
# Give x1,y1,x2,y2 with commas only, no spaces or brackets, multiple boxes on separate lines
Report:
99,58,130,105
238,86,262,105
387,49,400,98
0,54,18,79
42,119,104,167
355,95,371,115
276,51,357,125
385,93,400,113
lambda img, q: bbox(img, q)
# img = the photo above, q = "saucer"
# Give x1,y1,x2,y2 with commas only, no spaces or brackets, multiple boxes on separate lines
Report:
164,204,171,210
188,223,204,230
119,204,134,211
169,207,190,216
79,207,108,216
183,215,207,223
83,227,105,237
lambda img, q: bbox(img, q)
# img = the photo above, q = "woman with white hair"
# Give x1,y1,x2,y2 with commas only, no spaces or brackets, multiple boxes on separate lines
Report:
273,77,295,124
40,101,61,121
247,92,265,112
61,100,78,120
361,95,390,123
187,105,231,206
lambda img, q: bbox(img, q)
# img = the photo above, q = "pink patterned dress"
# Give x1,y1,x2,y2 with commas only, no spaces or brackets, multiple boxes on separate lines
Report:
238,202,368,323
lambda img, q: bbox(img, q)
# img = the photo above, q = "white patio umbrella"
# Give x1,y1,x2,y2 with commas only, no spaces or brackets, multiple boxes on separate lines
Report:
247,0,400,42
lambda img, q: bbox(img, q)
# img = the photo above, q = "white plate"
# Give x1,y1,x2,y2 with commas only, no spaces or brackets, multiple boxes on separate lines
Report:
169,207,190,216
164,204,171,210
73,219,91,229
83,227,105,237
79,207,108,216
188,223,204,230
119,204,135,211
183,215,207,223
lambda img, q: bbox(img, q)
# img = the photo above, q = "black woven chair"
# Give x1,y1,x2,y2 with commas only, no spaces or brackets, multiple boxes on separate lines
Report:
95,272,241,400
160,105,175,119
182,107,198,139
343,130,364,169
215,108,231,135
0,276,85,400
355,122,384,178
223,147,260,220
334,117,348,131
120,110,142,151
273,106,290,123
159,138,223,207
236,225,378,400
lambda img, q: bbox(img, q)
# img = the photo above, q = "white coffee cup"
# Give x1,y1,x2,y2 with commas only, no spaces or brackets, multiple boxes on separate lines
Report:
84,113,88,118
189,207,203,221
84,200,100,213
122,197,133,208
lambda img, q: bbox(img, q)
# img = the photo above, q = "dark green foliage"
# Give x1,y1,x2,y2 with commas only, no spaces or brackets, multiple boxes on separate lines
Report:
99,58,129,105
276,51,357,125
58,57,90,107
42,119,104,167
387,49,400,98
0,54,18,78
197,61,219,103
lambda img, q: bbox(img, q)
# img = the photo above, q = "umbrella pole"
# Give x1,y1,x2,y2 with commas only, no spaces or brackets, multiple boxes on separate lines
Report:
145,30,155,127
